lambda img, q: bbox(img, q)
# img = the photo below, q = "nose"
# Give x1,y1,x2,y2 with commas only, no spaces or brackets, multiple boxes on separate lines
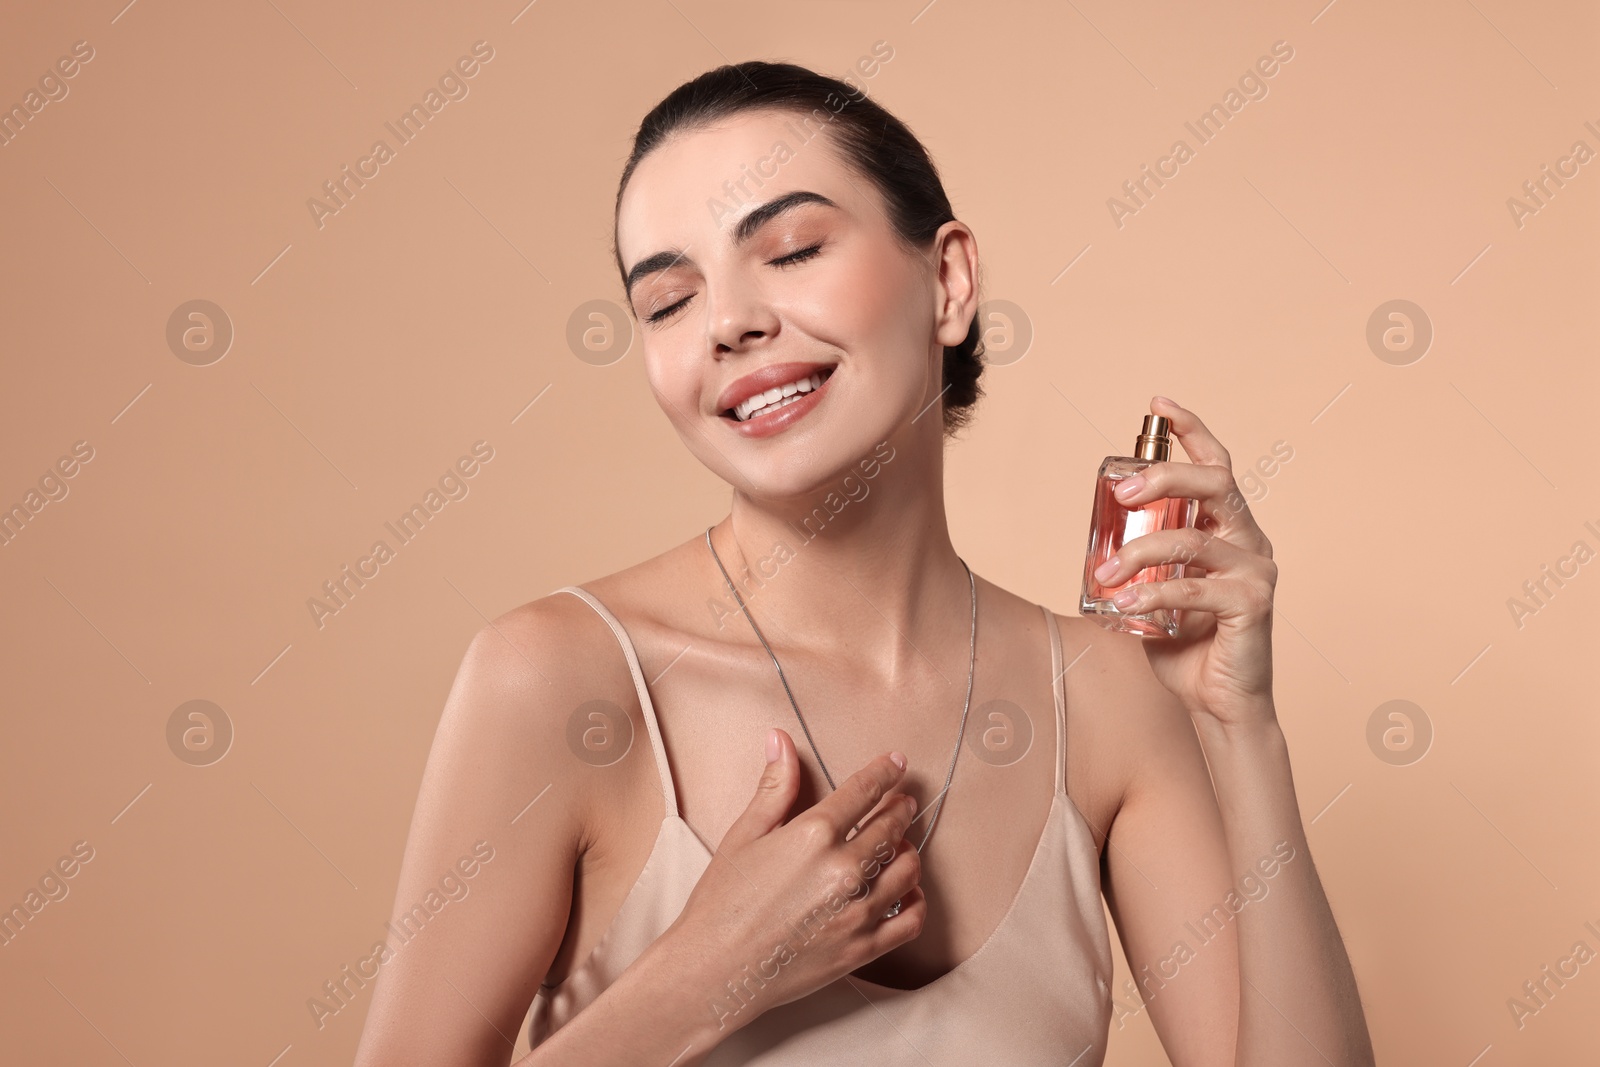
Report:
705,267,781,357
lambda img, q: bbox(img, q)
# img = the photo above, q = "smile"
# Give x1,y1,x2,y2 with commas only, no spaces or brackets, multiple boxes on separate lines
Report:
719,365,836,438
730,369,831,421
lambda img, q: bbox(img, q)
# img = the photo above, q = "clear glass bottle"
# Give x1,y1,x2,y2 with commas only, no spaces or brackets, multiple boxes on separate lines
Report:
1080,414,1199,637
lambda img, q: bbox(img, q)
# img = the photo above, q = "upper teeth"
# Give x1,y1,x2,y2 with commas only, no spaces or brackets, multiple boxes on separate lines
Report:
734,371,827,421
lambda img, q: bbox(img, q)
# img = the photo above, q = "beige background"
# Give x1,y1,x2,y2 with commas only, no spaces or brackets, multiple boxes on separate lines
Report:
2,0,1596,1064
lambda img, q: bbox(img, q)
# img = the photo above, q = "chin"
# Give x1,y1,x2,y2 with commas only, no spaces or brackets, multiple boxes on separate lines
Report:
669,369,915,497
725,427,902,505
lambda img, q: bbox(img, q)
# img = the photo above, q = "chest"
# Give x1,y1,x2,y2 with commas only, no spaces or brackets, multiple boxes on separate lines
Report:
596,626,1111,992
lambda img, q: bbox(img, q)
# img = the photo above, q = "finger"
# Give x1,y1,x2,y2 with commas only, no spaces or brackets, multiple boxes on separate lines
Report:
1146,397,1274,555
843,780,914,842
848,790,918,856
1113,458,1228,505
1094,526,1275,594
722,728,802,849
866,844,924,924
871,885,926,946
1150,396,1231,469
831,828,914,924
878,838,923,897
1117,459,1272,560
1110,572,1273,624
817,752,909,842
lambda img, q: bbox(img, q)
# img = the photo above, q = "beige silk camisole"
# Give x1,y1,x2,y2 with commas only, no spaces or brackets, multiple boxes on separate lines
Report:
527,584,1115,1065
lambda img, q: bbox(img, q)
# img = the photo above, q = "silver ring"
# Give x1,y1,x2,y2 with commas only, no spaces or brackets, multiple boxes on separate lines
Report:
884,898,903,919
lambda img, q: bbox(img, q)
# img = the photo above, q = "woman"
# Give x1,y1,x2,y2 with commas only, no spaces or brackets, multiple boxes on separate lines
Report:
353,62,1375,1066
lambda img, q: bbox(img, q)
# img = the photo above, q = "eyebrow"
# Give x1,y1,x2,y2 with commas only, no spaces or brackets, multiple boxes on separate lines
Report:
623,190,840,302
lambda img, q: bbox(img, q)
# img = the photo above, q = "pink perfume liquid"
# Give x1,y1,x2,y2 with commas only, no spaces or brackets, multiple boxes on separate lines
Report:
1080,417,1199,638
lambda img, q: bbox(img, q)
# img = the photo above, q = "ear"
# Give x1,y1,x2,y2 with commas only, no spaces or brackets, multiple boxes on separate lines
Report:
931,220,980,349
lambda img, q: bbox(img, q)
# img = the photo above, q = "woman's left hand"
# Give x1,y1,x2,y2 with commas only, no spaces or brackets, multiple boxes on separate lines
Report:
1091,396,1278,730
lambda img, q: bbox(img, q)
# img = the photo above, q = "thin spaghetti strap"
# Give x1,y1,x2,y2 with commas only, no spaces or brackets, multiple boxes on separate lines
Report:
552,586,680,819
1040,603,1068,797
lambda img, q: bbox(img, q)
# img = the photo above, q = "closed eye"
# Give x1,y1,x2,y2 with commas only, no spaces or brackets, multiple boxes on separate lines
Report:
646,296,690,326
771,244,823,268
644,243,824,326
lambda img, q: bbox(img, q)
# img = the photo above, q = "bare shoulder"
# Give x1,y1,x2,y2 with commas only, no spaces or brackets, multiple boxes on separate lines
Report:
353,586,663,1065
435,589,648,846
468,540,705,797
464,586,664,794
479,531,702,687
1044,608,1198,853
458,589,625,727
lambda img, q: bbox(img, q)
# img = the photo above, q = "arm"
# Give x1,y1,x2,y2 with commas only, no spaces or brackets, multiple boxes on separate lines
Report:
1192,710,1372,1066
507,930,733,1066
1088,396,1375,1066
351,600,741,1067
1093,630,1373,1066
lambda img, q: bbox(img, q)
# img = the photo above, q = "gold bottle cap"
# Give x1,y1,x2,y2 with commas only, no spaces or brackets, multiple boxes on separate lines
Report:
1134,414,1172,461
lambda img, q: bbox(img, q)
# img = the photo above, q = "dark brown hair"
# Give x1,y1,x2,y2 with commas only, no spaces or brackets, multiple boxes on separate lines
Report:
612,60,985,437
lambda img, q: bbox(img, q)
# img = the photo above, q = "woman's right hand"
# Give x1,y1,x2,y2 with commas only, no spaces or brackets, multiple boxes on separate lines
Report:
659,727,926,1033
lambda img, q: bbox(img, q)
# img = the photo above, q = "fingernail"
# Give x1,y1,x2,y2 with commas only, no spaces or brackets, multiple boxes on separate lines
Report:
1094,556,1119,582
1113,587,1140,608
904,794,918,815
889,751,907,771
1115,475,1145,499
766,729,779,763
1153,395,1174,407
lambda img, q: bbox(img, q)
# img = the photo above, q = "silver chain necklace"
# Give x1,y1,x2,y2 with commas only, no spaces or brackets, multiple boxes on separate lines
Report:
704,524,977,920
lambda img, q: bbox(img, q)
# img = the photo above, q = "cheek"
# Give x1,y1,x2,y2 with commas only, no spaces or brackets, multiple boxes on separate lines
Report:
642,341,697,414
796,248,922,358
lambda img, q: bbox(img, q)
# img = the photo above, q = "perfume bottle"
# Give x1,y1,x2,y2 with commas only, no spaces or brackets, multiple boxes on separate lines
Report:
1080,414,1199,638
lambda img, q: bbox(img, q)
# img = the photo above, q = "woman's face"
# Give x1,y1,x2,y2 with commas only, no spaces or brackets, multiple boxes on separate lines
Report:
615,107,973,499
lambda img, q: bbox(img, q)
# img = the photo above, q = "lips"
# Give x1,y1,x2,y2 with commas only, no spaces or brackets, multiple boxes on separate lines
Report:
716,361,837,419
734,370,830,421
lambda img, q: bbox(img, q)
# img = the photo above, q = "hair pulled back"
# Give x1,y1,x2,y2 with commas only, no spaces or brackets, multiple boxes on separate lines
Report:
613,60,984,436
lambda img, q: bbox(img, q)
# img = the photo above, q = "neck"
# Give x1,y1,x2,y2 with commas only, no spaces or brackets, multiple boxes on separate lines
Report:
707,419,972,684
